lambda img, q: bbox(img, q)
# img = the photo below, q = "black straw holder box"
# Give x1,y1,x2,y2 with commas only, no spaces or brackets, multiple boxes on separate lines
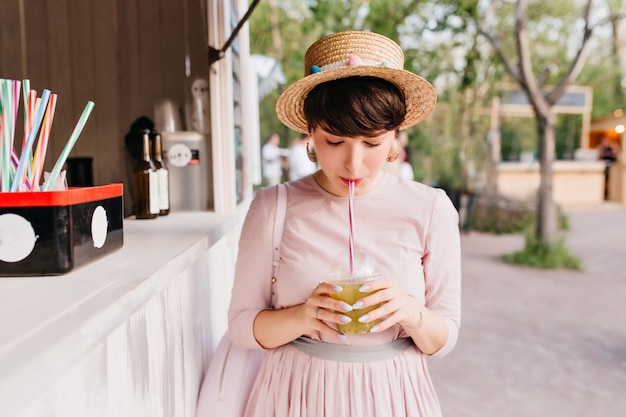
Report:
0,184,124,276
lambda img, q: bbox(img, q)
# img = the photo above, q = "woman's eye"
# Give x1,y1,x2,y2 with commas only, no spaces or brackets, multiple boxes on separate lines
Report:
326,140,342,146
365,142,382,147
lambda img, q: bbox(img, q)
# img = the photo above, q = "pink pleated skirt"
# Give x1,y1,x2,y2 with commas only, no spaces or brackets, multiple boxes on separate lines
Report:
244,338,443,417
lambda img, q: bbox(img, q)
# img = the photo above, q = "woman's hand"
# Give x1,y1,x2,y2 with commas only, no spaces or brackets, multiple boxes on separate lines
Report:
346,277,423,333
304,282,355,339
345,277,449,355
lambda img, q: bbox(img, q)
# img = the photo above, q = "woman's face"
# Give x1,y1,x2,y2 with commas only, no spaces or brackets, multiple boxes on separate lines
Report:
310,127,395,197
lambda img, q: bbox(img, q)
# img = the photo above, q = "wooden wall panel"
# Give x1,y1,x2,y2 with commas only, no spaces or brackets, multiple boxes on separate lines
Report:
45,0,74,169
118,0,143,136
160,0,187,103
68,0,95,157
188,0,209,81
24,0,50,92
0,0,23,79
92,0,123,187
137,0,164,114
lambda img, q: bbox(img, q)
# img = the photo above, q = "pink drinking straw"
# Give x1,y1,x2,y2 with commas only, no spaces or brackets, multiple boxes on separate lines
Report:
348,180,356,276
31,93,57,190
21,84,34,177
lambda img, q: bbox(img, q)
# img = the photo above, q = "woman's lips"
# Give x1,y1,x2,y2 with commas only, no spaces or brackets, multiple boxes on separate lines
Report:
340,177,362,186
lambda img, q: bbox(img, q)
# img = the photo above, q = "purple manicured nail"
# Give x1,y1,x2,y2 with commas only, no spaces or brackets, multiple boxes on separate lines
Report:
359,285,370,292
340,315,351,323
369,325,380,333
352,301,364,309
341,303,353,312
337,333,347,339
358,314,369,323
333,285,343,292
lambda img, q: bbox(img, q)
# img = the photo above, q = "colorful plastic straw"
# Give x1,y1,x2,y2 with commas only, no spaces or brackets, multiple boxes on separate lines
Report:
31,93,57,190
23,89,36,151
348,180,356,276
21,81,33,180
1,80,12,191
43,101,95,191
11,80,21,152
11,89,50,191
10,149,31,190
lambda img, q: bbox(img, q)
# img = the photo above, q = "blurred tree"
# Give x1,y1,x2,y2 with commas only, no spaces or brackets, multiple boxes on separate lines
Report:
478,0,623,244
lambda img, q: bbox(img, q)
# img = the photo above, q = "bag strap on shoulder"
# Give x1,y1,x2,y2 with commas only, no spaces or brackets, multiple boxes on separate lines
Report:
271,184,287,308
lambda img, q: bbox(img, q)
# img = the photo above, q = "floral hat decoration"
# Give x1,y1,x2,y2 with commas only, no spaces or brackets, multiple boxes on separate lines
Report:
276,30,437,134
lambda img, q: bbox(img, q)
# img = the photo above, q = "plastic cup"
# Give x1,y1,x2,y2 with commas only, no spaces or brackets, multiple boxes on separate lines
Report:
327,250,382,334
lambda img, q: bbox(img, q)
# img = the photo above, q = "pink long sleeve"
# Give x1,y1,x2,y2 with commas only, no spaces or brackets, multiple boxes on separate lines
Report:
228,174,461,353
228,186,278,349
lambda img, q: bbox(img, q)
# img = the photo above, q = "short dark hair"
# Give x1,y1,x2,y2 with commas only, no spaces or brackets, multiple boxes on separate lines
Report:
303,76,406,137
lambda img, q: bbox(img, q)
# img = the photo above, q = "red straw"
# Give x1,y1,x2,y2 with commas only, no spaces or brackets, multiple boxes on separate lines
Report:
348,180,356,276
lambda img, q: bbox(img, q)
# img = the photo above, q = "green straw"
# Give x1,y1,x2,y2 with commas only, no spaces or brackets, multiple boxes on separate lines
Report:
42,101,95,191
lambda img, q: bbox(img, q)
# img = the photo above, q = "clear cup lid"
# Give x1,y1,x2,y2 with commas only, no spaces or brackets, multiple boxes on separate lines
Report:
328,249,381,280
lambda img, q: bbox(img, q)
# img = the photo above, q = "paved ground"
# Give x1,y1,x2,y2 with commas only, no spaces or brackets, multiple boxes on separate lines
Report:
428,204,626,417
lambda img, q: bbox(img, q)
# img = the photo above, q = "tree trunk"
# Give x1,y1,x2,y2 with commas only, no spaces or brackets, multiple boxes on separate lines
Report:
610,16,625,100
535,112,559,244
484,97,501,198
268,0,282,59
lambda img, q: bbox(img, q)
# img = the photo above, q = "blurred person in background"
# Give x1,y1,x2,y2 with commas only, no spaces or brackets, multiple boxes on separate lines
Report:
288,133,317,181
262,133,286,186
597,133,621,200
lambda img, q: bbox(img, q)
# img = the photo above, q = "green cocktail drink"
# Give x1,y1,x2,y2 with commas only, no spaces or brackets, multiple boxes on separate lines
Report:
330,276,381,334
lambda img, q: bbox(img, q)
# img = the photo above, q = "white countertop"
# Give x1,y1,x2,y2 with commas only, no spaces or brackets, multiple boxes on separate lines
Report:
0,209,246,415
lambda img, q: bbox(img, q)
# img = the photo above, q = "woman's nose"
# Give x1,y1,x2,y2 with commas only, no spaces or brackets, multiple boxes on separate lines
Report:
344,147,362,173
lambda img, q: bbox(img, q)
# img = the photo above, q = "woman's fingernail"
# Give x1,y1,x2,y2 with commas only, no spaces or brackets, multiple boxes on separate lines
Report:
352,301,364,309
369,325,380,333
340,315,352,323
337,333,347,339
359,285,370,292
333,285,343,292
341,303,353,312
358,314,369,323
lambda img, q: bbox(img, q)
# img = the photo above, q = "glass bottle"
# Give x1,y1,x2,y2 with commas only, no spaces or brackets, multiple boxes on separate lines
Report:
133,129,159,219
151,131,170,216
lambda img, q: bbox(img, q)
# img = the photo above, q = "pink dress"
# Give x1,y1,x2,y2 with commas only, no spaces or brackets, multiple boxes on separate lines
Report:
228,173,461,417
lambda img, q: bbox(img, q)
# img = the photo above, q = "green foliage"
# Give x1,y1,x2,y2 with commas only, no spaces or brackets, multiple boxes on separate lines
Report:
499,113,585,161
496,210,580,269
501,233,582,270
554,114,583,159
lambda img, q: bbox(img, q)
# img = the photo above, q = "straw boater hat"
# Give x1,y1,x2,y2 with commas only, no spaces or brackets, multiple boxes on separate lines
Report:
276,30,437,134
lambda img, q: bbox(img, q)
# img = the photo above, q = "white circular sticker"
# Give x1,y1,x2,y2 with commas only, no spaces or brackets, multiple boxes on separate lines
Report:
0,213,37,263
166,143,193,167
91,206,109,248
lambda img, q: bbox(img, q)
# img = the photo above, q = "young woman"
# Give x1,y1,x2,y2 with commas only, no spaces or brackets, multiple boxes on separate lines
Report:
229,31,461,417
